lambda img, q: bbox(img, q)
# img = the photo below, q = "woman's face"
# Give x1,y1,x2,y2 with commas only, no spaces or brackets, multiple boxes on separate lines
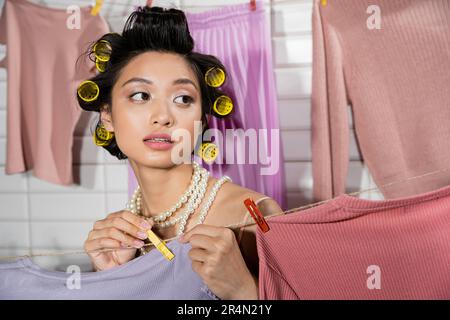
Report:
101,51,203,168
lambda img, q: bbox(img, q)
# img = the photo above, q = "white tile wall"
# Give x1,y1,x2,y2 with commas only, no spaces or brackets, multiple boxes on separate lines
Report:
0,0,382,270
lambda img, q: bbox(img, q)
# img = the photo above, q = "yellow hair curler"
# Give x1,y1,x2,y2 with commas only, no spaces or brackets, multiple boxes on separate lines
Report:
205,67,226,88
93,40,112,62
77,80,100,103
213,95,234,116
95,59,107,73
198,142,219,163
93,123,114,146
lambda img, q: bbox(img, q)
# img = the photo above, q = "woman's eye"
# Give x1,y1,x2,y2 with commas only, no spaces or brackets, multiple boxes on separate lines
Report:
129,92,150,102
174,95,194,105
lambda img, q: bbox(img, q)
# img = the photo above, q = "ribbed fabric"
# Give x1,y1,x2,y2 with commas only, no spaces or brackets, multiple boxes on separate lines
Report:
0,0,109,185
0,240,218,300
257,183,450,300
128,0,287,210
311,0,450,201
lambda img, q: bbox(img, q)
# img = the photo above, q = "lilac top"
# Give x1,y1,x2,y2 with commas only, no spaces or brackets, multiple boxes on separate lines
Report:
0,240,218,300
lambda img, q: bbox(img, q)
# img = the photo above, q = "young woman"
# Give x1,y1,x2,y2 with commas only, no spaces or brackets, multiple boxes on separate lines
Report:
78,6,282,300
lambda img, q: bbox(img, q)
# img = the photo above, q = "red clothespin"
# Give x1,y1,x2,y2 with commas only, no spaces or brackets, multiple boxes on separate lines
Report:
147,0,153,7
249,0,256,11
244,198,270,233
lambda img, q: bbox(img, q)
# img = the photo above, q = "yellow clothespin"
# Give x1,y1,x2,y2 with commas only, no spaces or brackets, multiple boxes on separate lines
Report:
91,0,104,16
321,0,328,6
146,229,175,261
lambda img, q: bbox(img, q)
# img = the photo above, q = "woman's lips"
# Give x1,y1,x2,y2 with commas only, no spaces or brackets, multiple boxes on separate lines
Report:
143,139,174,151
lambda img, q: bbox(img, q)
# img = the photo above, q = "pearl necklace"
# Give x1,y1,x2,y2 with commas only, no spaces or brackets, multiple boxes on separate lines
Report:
126,162,201,223
127,174,231,256
126,164,208,233
162,166,210,234
195,175,231,225
125,163,232,236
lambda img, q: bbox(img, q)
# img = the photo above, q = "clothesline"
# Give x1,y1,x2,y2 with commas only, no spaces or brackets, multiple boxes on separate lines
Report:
1,164,449,261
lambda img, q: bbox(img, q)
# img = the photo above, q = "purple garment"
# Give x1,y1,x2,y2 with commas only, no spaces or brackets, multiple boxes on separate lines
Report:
128,1,287,210
0,240,218,300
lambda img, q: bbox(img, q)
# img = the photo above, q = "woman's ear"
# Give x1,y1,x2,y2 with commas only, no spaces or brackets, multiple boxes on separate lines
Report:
100,106,114,132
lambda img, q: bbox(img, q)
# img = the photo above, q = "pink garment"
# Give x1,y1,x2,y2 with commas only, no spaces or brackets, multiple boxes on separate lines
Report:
311,0,450,201
0,0,109,185
257,184,450,299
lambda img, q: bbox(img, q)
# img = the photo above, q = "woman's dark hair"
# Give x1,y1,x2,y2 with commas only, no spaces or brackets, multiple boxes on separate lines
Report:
76,6,230,160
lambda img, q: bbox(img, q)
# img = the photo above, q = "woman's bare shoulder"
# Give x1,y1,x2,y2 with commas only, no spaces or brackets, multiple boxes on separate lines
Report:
208,181,283,274
206,180,283,226
224,182,282,214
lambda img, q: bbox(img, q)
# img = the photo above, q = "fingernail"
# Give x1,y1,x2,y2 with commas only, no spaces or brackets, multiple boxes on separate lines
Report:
137,231,148,240
120,242,128,248
140,220,151,230
134,240,144,248
178,235,185,243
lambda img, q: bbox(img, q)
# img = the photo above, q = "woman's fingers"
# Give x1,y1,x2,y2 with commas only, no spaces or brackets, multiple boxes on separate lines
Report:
188,248,208,263
83,211,151,271
183,234,216,252
112,210,154,230
89,228,145,249
84,237,122,255
92,215,150,241
84,210,154,264
88,210,154,251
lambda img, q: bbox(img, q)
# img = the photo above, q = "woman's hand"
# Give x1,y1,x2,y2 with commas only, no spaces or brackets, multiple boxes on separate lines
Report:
84,210,154,271
179,224,258,300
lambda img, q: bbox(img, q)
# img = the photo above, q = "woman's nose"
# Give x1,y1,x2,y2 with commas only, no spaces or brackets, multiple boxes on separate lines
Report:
149,102,173,127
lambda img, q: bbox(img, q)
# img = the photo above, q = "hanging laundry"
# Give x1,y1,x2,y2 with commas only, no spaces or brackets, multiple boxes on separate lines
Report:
127,1,287,210
257,184,450,299
311,0,450,201
0,0,110,185
0,240,218,299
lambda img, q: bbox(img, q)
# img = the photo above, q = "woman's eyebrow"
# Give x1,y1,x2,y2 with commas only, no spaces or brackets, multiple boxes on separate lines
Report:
120,77,198,90
173,78,198,91
121,77,153,87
